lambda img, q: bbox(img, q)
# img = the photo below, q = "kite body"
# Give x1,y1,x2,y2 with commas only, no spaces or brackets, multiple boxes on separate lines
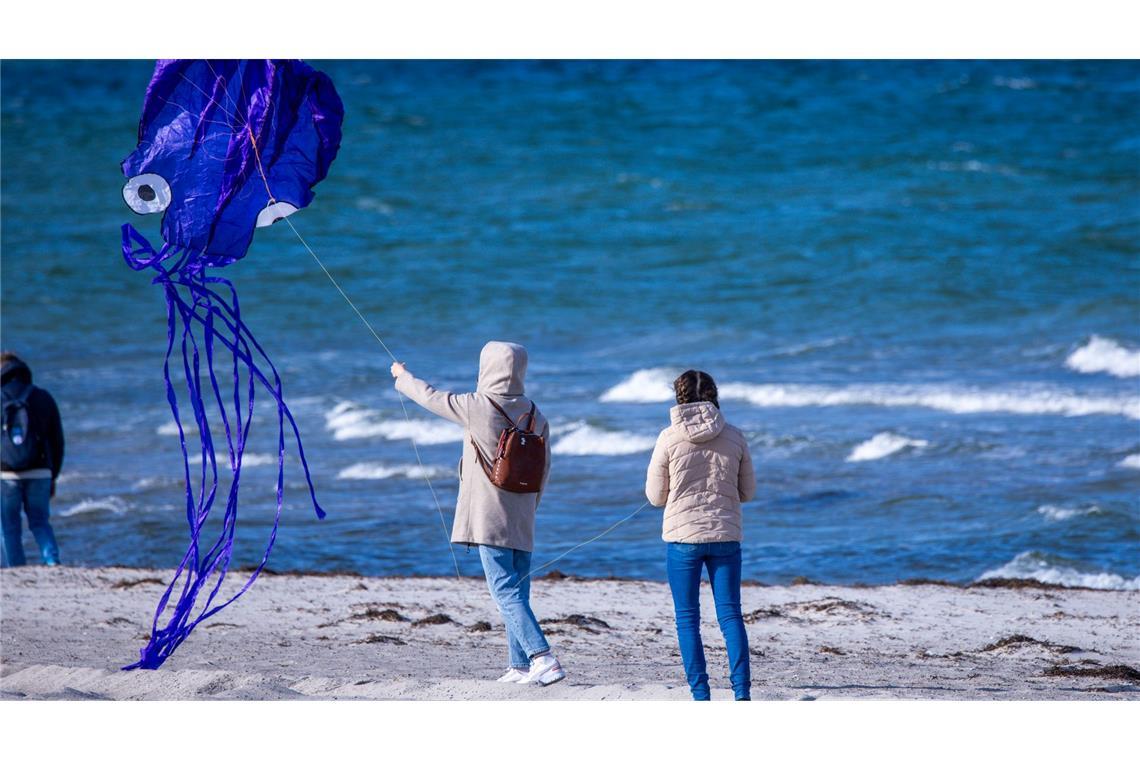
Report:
120,60,343,669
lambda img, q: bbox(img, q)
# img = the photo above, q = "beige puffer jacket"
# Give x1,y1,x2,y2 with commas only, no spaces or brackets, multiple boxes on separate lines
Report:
645,402,755,543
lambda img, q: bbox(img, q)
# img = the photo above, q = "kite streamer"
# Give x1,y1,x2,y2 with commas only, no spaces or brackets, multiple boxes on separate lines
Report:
120,60,342,670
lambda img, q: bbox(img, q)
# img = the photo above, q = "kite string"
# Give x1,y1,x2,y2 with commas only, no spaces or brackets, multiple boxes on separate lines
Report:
280,217,462,581
518,500,653,586
236,106,461,580
233,73,647,584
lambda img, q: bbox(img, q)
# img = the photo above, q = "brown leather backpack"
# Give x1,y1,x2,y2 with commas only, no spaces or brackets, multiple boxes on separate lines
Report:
472,399,546,493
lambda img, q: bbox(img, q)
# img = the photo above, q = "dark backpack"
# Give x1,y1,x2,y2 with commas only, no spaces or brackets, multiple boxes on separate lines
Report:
472,399,546,494
2,385,42,471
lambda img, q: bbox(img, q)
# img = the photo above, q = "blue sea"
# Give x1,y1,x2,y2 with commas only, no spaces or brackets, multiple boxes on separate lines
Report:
2,60,1138,588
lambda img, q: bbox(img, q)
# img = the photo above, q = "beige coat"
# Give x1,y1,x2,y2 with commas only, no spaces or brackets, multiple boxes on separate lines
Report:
394,342,550,552
645,402,755,543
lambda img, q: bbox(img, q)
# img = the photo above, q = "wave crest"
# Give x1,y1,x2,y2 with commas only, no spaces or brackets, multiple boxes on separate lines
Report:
599,369,675,403
59,496,129,518
717,382,1139,420
846,433,928,462
1065,336,1140,378
978,551,1139,590
1036,504,1103,522
325,401,463,445
552,422,657,456
337,462,453,480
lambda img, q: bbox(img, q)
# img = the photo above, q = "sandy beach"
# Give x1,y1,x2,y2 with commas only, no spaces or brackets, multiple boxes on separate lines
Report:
1,566,1137,700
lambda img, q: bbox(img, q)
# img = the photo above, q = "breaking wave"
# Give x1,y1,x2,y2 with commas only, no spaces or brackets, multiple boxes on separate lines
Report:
977,551,1140,590
601,370,1139,419
1036,504,1103,522
1065,336,1140,378
718,382,1139,420
187,452,277,467
337,462,454,480
1118,454,1140,470
59,496,129,518
324,401,463,445
846,433,928,462
552,422,657,456
599,369,675,403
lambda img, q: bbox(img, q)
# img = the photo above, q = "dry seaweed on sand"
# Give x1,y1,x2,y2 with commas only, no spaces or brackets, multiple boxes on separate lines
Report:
110,577,167,589
540,614,612,633
356,633,407,646
1041,664,1140,683
980,635,1081,654
413,613,458,626
351,606,409,623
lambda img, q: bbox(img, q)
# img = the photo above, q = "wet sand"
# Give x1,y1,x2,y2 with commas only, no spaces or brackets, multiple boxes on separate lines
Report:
1,566,1137,700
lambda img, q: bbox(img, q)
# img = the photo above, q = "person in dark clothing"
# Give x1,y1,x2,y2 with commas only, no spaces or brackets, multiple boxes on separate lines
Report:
1,352,64,566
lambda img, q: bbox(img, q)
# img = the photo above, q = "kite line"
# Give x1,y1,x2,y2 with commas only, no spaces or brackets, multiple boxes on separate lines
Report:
230,63,651,586
236,84,463,581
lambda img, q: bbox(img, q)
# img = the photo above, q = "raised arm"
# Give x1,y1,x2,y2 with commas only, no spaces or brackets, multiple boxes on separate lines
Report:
645,430,671,507
392,363,472,427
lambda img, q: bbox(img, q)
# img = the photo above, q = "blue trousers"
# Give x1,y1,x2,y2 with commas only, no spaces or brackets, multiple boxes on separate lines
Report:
479,545,551,669
1,478,60,567
666,541,750,700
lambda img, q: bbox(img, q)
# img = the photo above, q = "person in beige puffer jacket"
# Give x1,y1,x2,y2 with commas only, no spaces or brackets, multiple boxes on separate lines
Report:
645,369,755,700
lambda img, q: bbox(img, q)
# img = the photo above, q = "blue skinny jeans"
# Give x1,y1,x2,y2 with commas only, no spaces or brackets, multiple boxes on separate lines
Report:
666,541,750,700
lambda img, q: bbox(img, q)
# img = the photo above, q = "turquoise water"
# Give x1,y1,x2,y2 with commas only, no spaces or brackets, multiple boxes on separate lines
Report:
2,60,1138,586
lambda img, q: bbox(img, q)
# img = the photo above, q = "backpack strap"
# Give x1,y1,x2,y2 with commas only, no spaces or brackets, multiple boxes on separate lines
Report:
519,402,537,433
485,398,518,427
5,384,33,406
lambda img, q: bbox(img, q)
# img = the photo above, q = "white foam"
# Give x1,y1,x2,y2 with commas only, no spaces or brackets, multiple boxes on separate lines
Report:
1036,504,1103,522
59,497,129,518
599,369,675,403
1065,336,1140,378
978,551,1140,591
337,462,453,480
716,382,1140,420
552,423,657,456
846,433,928,462
324,401,463,445
157,421,187,436
187,452,276,467
1118,454,1140,470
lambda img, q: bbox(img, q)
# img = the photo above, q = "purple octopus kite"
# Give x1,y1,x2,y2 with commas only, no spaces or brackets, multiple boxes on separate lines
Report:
120,60,343,669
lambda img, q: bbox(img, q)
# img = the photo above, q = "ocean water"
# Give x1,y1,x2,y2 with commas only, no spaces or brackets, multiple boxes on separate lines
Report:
2,60,1138,588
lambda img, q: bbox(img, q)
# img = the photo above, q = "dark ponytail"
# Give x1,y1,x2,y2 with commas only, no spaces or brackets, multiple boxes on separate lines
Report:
673,369,719,408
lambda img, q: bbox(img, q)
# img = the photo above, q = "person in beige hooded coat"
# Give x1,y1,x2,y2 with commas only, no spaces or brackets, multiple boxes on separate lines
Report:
391,341,563,686
645,369,755,700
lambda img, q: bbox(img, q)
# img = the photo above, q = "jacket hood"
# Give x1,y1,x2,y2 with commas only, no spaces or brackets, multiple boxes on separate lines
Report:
1,356,31,388
477,341,527,396
670,401,725,443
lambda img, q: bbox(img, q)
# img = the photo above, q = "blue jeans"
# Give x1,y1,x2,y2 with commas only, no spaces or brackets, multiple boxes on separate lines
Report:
479,545,551,669
1,478,60,567
666,541,750,700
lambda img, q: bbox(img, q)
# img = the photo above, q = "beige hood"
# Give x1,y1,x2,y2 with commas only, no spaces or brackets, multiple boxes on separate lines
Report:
477,341,527,396
669,402,725,443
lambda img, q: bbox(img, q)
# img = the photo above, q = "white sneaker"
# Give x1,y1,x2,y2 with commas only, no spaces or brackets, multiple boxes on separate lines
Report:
496,667,528,683
518,653,566,686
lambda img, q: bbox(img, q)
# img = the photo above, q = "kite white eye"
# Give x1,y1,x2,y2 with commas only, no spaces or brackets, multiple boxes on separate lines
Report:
123,174,172,215
256,201,299,228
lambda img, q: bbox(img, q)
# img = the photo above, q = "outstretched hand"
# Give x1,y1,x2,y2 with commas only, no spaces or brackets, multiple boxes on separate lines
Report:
390,361,407,379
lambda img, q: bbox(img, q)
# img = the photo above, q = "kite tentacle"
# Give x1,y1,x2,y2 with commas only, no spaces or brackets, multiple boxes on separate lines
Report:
125,256,323,670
